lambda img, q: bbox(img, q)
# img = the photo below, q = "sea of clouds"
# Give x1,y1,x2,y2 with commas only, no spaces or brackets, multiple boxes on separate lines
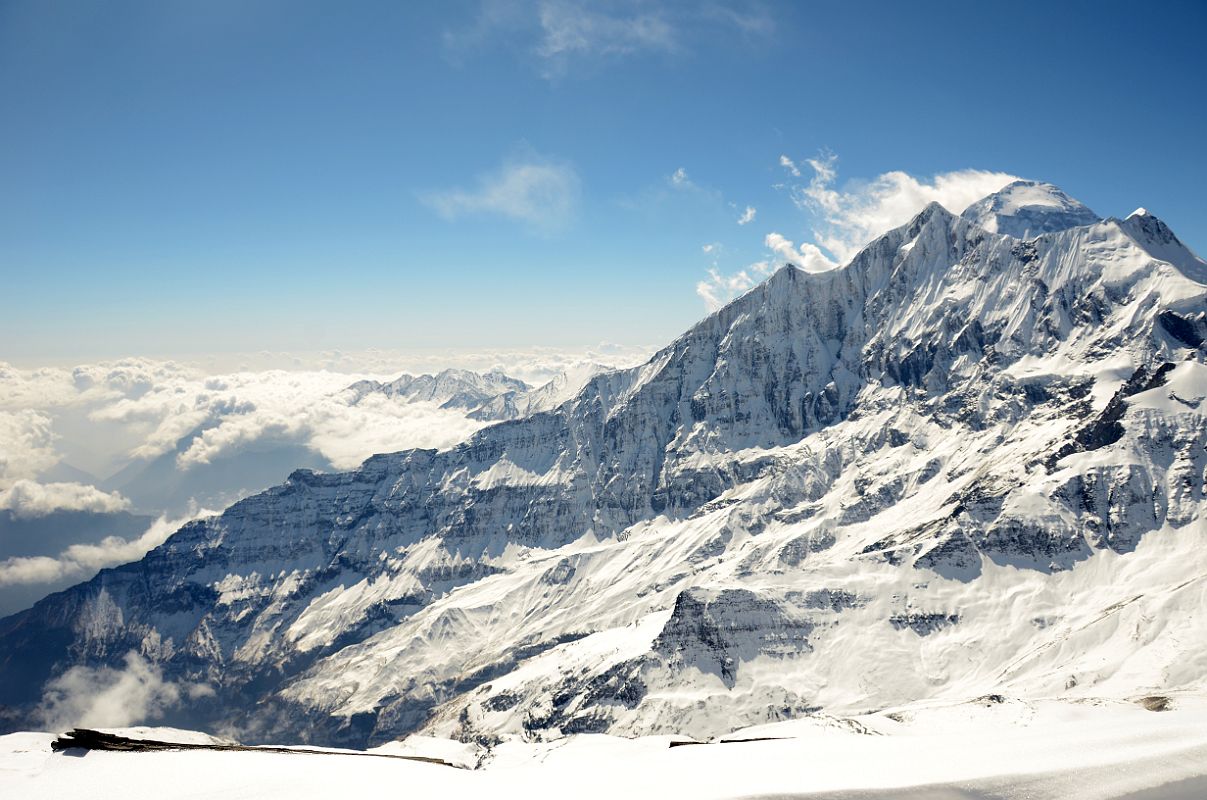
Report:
0,345,650,613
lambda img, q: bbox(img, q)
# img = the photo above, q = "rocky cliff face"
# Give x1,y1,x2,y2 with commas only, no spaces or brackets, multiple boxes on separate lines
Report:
2,184,1206,748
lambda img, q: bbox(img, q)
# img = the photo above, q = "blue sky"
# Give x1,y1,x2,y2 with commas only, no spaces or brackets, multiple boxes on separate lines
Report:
3,0,1205,362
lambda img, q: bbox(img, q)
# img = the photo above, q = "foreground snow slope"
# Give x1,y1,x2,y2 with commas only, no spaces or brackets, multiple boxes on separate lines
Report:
3,698,1207,800
1,181,1205,748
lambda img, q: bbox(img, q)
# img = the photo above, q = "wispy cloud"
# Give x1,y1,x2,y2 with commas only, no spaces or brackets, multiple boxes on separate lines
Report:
0,510,212,587
789,152,1019,264
695,231,833,310
698,154,1019,309
670,166,694,189
38,650,213,730
446,1,775,80
423,153,581,232
696,267,759,311
0,480,130,519
535,0,678,78
737,205,756,225
762,231,834,273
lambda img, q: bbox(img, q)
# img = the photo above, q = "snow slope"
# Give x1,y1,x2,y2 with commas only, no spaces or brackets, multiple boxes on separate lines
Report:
3,698,1207,799
1,182,1205,752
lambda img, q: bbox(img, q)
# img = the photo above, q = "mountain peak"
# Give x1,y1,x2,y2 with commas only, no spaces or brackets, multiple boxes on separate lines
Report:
770,261,802,281
1118,206,1207,283
961,180,1100,239
911,200,955,230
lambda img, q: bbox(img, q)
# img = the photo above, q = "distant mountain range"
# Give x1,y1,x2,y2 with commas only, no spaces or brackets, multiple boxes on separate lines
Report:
85,365,608,519
345,364,610,421
343,368,532,410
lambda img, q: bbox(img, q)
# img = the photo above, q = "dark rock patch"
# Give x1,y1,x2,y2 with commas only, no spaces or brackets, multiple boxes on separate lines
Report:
889,612,960,636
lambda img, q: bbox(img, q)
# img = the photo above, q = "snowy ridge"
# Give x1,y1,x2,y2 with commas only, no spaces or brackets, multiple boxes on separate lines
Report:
1,183,1205,752
466,362,610,421
1119,207,1207,284
345,364,607,422
343,368,530,411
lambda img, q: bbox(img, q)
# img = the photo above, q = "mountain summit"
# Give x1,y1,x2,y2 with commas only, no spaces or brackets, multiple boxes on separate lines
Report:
960,179,1101,238
2,183,1205,748
1119,206,1207,283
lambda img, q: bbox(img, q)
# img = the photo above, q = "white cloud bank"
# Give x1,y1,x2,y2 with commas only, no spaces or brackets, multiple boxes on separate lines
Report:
424,153,581,232
0,480,130,519
0,510,211,587
1,347,651,474
38,650,213,730
791,153,1019,264
0,410,59,490
0,347,652,597
0,361,488,485
169,387,490,472
697,154,1019,309
0,344,652,505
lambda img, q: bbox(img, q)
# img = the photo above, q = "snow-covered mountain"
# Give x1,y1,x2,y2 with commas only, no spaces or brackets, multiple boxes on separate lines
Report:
466,362,611,421
344,369,530,411
2,182,1205,749
346,365,607,423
